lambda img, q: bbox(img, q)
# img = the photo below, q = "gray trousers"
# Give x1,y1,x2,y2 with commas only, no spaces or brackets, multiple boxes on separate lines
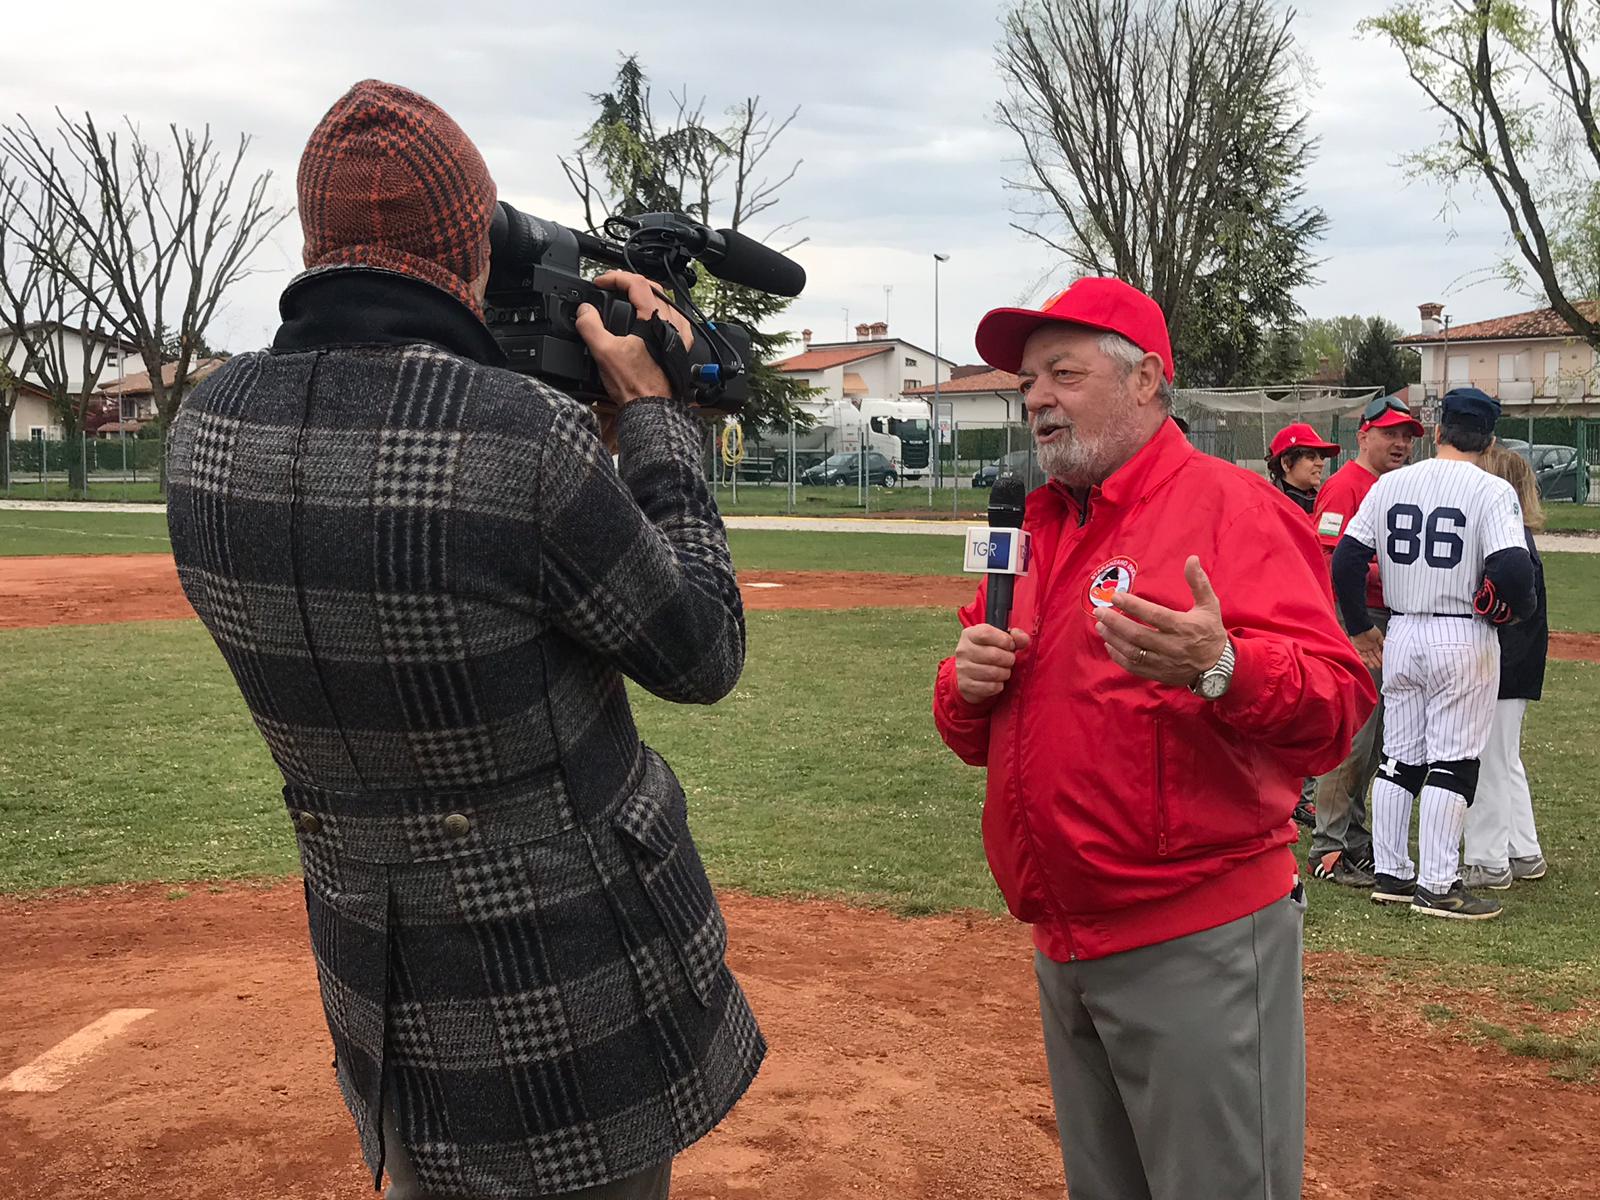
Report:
1035,890,1306,1200
382,1100,672,1200
1309,607,1388,862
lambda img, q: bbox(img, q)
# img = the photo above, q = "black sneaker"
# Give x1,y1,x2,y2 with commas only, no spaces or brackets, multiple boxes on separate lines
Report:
1370,873,1417,904
1412,880,1503,921
1292,799,1317,828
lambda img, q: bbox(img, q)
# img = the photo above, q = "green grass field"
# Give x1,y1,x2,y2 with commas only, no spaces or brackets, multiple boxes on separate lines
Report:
1543,505,1600,533
1,608,1597,1005
3,480,167,503
0,510,173,556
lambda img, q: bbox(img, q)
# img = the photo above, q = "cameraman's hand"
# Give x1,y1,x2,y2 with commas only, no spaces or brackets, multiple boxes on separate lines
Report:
574,271,696,407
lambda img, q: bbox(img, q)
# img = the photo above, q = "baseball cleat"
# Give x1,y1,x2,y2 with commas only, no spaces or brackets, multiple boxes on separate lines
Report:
1369,873,1418,904
1510,854,1548,881
1411,881,1503,920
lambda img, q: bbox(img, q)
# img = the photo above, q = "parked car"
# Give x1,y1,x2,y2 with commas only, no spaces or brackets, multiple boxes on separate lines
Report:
1511,443,1584,501
801,450,898,487
971,448,1043,488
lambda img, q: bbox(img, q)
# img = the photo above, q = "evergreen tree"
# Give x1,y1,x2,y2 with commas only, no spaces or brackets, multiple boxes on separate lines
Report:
561,57,816,430
1345,316,1415,395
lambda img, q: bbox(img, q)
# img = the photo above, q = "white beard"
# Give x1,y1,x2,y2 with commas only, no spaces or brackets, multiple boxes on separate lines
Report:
1033,390,1144,487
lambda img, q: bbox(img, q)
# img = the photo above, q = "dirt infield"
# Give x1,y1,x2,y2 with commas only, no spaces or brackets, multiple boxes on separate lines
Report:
3,883,1597,1200
3,554,1600,663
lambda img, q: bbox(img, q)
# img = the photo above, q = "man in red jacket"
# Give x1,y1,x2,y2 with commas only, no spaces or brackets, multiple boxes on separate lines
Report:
933,279,1374,1200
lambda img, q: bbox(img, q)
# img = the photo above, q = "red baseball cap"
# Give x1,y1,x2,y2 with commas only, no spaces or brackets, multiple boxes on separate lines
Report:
975,277,1175,382
1359,399,1426,437
1268,423,1341,459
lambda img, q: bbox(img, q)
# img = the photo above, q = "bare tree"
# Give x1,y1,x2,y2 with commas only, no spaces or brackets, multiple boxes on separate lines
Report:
0,168,125,494
997,0,1323,378
0,163,45,489
0,111,289,487
1364,1,1600,346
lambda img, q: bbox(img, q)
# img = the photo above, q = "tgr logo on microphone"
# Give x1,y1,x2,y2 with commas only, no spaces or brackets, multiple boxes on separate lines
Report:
963,527,1032,575
978,532,1010,568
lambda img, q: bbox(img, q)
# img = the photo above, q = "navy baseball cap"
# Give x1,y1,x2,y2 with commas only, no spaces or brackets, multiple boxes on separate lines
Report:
1441,386,1501,432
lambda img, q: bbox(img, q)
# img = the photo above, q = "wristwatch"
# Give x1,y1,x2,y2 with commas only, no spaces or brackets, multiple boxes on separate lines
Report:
1190,638,1236,701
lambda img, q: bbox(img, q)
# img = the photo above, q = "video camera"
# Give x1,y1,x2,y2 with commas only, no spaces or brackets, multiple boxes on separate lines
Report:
484,202,806,416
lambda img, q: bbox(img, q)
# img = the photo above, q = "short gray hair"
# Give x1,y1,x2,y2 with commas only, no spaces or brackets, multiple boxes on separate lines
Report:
1098,331,1174,411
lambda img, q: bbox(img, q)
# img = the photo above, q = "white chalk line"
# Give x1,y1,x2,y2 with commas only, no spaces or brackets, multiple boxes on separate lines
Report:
1,1008,156,1093
2,521,169,542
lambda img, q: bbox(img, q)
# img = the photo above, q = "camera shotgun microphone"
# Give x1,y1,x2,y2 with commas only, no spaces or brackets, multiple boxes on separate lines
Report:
961,473,1030,630
700,227,807,297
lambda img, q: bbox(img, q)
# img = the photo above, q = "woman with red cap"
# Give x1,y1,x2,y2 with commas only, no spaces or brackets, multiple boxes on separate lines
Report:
1265,423,1342,515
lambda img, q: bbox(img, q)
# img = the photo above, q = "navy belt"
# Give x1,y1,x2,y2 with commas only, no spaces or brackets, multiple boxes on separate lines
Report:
1390,611,1473,619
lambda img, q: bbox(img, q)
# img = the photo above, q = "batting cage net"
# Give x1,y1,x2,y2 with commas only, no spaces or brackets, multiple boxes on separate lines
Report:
1172,386,1384,474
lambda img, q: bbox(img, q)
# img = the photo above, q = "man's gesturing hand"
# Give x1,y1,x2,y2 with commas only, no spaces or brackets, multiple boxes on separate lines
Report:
573,271,696,407
955,624,1032,705
1093,556,1229,686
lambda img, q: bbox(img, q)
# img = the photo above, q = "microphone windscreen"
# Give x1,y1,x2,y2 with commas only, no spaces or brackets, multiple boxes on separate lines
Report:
707,228,807,297
988,473,1027,529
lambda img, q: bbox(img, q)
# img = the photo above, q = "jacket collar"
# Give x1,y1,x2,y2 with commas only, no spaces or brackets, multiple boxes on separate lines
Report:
273,265,508,367
1035,416,1196,523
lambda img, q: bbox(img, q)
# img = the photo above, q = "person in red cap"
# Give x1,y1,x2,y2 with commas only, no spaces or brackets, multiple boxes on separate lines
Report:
1266,422,1342,514
165,81,762,1200
1305,394,1425,890
934,277,1373,1200
1264,423,1344,828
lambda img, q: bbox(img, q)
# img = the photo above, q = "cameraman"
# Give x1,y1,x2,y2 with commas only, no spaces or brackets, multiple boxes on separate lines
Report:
166,81,761,1200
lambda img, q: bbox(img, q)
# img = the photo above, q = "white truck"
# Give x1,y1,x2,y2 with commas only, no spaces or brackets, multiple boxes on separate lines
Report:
740,398,933,484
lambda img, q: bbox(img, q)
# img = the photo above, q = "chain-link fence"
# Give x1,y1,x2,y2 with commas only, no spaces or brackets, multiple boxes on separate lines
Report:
3,429,166,500
1176,389,1599,505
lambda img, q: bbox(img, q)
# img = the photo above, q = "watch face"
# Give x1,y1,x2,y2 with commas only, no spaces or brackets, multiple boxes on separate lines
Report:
1199,671,1230,700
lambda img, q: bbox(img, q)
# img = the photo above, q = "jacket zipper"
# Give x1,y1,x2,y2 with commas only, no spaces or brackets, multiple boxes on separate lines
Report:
1021,504,1083,960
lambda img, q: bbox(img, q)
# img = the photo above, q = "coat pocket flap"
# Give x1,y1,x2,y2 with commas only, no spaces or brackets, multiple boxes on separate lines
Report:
612,785,679,860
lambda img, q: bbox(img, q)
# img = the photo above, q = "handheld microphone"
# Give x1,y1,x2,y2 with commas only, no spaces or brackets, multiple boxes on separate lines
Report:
960,473,1030,630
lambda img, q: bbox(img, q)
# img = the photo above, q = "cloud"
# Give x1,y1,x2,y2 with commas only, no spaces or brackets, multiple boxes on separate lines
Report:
0,0,1536,367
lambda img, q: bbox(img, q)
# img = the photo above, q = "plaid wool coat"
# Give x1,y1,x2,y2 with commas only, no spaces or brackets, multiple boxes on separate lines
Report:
166,267,764,1196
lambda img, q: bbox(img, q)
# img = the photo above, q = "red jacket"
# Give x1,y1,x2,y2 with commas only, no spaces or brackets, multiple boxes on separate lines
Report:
1312,460,1385,607
934,421,1375,962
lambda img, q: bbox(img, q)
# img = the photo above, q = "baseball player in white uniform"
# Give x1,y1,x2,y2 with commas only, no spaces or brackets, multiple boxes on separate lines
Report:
1331,388,1536,920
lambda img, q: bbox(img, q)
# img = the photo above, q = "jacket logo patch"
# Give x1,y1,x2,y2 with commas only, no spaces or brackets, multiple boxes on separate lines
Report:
1086,556,1138,611
1317,511,1345,538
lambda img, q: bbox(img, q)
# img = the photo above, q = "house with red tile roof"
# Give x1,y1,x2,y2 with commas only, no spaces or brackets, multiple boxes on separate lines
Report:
902,367,1022,426
773,323,957,404
1397,301,1600,417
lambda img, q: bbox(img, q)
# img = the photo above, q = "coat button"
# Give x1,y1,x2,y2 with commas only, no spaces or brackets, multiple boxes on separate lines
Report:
297,811,322,835
442,813,471,839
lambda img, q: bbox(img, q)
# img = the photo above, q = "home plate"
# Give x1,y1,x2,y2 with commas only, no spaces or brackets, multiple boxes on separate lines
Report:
1,1008,155,1093
745,582,785,589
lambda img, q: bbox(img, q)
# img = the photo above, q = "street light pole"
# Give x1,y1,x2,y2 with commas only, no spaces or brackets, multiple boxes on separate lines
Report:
933,253,949,491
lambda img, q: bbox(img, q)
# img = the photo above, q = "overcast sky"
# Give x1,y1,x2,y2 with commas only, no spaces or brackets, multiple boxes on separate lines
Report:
2,0,1534,367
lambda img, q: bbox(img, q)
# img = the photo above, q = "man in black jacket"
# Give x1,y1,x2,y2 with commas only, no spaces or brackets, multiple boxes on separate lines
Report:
166,80,760,1199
